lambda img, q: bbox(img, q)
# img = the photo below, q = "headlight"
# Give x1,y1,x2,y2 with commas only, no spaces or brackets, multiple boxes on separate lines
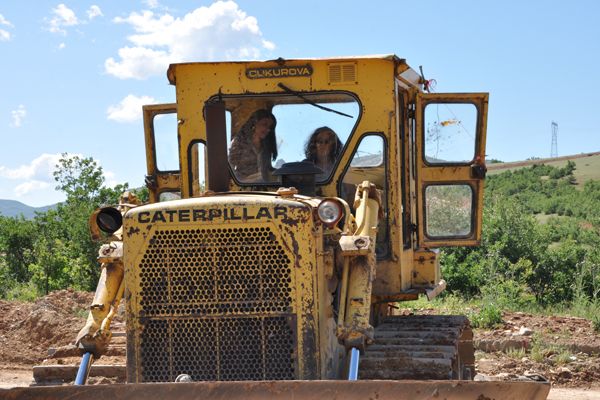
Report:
317,199,343,227
96,207,123,235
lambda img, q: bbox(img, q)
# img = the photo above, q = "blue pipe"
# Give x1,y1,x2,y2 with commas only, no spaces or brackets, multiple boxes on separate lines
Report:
74,352,93,385
348,347,360,380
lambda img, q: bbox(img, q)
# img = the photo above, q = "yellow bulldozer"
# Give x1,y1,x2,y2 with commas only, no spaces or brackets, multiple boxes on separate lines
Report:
3,55,549,399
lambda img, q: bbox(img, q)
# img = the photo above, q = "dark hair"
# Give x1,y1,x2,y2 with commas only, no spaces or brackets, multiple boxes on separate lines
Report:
239,109,278,161
304,126,342,164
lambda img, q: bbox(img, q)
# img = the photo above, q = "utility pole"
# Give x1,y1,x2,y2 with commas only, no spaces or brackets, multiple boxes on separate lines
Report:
550,121,558,158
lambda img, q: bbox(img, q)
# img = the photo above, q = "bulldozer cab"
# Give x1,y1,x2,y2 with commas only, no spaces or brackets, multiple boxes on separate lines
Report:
143,56,488,252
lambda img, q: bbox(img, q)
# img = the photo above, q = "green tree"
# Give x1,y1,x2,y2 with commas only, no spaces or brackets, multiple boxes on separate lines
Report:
0,215,36,283
531,240,585,305
51,154,127,290
0,154,141,298
28,209,71,294
441,195,547,303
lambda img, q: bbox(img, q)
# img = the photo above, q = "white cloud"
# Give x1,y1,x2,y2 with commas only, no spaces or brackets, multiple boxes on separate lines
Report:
0,14,13,27
87,5,103,20
0,13,14,41
14,180,51,196
105,1,275,80
107,94,155,123
48,4,80,35
58,42,66,50
0,153,63,181
0,153,118,201
143,0,160,9
262,40,275,51
10,105,26,128
105,47,170,80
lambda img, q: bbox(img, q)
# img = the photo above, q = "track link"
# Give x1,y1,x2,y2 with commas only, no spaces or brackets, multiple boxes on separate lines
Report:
359,315,474,380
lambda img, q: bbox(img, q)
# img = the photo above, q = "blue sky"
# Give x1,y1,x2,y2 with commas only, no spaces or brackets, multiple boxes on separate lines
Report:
1,1,599,207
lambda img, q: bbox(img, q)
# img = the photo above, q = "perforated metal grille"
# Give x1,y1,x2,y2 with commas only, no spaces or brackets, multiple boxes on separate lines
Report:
139,227,293,316
135,225,296,382
328,62,357,84
140,316,295,382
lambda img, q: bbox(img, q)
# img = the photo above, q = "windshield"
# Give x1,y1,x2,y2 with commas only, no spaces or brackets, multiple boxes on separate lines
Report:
224,93,360,184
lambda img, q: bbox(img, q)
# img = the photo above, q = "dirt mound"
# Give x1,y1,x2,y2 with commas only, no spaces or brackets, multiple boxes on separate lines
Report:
475,312,600,388
478,312,600,354
0,290,93,364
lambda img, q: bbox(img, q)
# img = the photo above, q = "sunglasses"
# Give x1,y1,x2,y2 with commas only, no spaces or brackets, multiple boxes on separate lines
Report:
316,139,333,145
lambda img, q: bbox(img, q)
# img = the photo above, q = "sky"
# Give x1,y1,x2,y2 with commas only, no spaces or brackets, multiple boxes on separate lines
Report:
1,0,599,207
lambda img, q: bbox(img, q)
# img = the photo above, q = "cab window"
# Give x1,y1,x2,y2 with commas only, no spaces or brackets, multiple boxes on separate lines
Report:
424,103,477,164
223,93,360,184
341,134,389,258
424,184,473,238
153,113,179,172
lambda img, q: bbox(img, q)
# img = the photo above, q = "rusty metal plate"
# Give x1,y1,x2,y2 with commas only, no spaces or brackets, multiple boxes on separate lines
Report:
1,380,550,400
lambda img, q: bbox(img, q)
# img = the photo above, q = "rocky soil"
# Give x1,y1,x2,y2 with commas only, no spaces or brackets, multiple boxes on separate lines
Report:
474,312,600,388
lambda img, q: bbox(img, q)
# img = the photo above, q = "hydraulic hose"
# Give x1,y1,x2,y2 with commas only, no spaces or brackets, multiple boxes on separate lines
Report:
348,347,360,380
74,352,93,385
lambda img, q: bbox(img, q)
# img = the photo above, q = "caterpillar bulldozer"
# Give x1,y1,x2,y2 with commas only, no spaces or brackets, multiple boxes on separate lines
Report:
3,55,550,399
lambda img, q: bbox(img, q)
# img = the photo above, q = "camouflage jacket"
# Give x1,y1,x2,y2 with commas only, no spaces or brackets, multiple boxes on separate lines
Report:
228,133,273,182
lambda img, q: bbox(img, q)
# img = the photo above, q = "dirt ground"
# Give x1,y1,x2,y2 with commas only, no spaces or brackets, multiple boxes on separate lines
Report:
475,312,600,388
0,289,94,366
1,290,599,399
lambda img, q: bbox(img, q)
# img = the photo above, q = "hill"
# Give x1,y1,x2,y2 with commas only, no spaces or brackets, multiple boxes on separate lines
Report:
487,151,600,185
0,200,57,219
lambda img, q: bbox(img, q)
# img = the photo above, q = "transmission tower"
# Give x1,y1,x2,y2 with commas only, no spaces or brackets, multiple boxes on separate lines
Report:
550,121,558,158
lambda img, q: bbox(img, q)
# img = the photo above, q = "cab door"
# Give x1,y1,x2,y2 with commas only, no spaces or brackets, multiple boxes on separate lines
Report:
142,103,180,203
415,93,488,247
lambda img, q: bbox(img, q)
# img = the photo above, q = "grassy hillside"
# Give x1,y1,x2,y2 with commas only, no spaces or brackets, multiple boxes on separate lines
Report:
488,151,600,185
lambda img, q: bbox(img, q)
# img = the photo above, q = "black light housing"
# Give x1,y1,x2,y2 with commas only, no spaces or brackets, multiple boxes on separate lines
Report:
96,207,123,235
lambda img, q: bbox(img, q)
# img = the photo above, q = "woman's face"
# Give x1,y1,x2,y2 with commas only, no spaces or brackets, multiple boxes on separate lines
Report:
315,130,335,161
254,117,273,140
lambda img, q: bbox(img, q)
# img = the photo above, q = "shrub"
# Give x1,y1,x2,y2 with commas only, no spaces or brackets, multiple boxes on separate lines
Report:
592,314,600,333
4,281,39,302
481,277,536,311
470,303,503,329
531,240,585,305
505,347,526,359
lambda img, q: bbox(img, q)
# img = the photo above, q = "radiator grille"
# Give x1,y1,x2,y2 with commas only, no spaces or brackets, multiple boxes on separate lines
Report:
140,316,295,382
139,227,292,316
136,226,296,382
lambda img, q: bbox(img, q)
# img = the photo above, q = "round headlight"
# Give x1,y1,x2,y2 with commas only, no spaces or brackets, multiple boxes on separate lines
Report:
317,199,343,226
96,207,123,234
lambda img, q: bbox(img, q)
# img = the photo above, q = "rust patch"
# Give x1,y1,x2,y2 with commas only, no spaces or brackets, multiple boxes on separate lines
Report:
280,216,300,227
280,204,310,227
127,226,140,237
300,300,318,379
283,226,302,269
